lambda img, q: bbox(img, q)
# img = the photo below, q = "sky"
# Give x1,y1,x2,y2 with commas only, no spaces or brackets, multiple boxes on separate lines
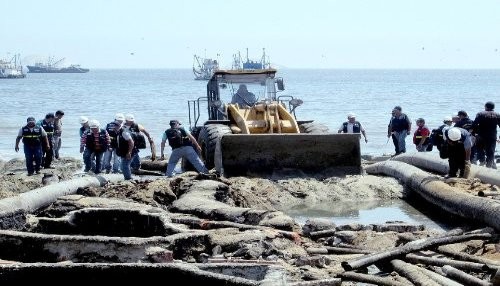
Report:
2,0,500,69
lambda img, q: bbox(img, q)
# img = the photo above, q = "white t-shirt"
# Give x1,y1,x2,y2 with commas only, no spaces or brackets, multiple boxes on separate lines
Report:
121,130,132,141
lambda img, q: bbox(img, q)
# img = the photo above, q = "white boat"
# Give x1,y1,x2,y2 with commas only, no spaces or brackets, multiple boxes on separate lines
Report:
0,54,25,79
193,54,219,80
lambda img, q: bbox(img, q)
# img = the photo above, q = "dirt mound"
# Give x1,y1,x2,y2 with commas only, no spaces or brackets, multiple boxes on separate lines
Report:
225,174,404,211
0,157,81,199
78,178,176,208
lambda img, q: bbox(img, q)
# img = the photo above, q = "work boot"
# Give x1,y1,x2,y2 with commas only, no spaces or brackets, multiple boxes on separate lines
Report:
196,173,217,180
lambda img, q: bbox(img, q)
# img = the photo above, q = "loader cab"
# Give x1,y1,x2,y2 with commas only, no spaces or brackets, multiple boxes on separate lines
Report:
207,69,283,121
188,69,286,131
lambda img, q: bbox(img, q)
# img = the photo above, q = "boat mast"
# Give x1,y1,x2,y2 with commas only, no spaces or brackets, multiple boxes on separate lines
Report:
52,57,65,67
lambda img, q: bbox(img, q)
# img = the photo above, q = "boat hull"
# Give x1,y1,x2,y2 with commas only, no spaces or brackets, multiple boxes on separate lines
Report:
27,66,89,73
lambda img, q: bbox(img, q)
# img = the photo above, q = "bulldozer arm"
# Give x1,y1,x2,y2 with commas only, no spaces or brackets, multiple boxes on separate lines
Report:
227,102,300,134
214,133,361,177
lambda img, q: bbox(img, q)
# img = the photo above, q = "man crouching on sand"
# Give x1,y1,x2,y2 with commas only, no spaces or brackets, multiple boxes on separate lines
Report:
444,127,473,178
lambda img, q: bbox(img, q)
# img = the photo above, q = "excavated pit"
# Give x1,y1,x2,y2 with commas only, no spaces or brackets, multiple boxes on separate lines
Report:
33,208,172,237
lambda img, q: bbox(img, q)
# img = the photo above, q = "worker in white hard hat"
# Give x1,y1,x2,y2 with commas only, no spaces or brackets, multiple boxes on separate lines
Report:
444,127,473,178
429,116,454,159
80,119,111,174
103,113,125,173
123,114,156,172
338,113,368,143
113,122,135,180
79,116,90,137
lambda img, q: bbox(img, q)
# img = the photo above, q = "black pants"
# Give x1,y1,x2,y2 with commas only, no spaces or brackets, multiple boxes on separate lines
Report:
42,138,53,168
474,136,497,168
448,143,465,177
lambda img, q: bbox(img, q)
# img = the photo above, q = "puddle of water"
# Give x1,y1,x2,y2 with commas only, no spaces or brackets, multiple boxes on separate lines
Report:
286,199,447,231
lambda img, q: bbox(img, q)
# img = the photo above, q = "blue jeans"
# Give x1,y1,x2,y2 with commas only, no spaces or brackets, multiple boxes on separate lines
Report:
131,149,141,171
82,149,96,172
103,148,121,173
52,135,61,159
24,144,42,174
84,149,104,174
120,156,132,180
416,144,429,152
392,130,408,154
165,146,208,177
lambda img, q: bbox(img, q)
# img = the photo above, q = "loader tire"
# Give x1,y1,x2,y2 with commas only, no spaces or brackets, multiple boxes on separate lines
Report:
299,122,329,134
197,124,232,170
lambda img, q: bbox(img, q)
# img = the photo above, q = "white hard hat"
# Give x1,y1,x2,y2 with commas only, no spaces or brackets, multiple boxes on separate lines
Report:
125,114,135,121
443,116,452,122
115,113,125,121
79,116,89,124
447,127,461,141
347,113,356,118
89,119,100,129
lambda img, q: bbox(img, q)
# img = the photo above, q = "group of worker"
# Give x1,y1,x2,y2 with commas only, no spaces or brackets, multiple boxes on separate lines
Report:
16,100,499,180
15,110,64,176
339,101,500,178
16,112,208,180
77,114,208,179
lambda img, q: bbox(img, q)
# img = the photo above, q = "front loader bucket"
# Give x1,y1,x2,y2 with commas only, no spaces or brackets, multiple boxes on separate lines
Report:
215,134,361,177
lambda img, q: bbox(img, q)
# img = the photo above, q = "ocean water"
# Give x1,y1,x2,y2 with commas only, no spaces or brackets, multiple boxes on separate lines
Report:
1,69,499,161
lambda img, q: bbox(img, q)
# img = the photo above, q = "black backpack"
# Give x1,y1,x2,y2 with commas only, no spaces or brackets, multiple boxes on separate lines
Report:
166,128,185,149
130,132,147,149
430,128,444,147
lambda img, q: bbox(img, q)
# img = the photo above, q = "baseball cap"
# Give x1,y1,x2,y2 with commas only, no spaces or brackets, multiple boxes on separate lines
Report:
27,117,36,123
89,120,100,128
79,116,89,124
169,120,181,126
457,110,468,117
115,113,125,121
125,114,135,121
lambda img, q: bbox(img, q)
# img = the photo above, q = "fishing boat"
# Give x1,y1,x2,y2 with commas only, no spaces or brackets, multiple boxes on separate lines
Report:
232,48,271,70
26,57,89,73
193,55,219,80
0,54,25,79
